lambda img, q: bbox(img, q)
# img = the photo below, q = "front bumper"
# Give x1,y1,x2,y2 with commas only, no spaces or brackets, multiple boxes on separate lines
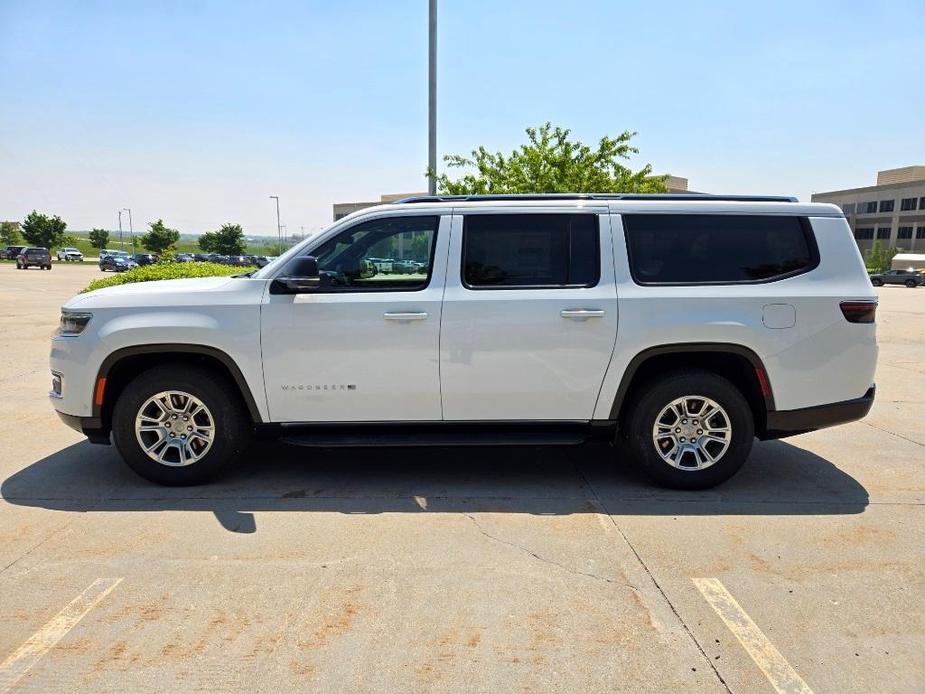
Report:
55,411,110,444
762,386,875,439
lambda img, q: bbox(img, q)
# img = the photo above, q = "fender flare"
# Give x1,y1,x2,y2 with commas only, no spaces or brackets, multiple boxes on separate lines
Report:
608,342,775,420
93,344,263,423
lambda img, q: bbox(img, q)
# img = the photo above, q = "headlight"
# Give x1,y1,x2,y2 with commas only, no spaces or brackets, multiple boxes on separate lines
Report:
58,311,92,335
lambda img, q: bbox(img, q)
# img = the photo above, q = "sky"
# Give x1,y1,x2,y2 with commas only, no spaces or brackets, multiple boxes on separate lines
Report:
1,0,923,236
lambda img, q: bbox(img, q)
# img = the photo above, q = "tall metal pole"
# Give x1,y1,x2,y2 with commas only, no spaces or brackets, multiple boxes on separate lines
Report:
117,211,123,251
270,196,281,254
123,208,134,254
427,0,437,195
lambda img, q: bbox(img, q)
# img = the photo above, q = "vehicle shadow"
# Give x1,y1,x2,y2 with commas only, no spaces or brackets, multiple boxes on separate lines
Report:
1,438,869,533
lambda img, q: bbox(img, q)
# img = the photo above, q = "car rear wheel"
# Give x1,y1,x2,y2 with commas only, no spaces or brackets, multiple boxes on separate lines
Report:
112,366,252,485
871,278,883,286
624,370,754,490
905,279,916,288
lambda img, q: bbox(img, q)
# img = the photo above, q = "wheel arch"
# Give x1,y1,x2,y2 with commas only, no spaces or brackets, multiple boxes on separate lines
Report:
93,344,263,435
609,343,774,436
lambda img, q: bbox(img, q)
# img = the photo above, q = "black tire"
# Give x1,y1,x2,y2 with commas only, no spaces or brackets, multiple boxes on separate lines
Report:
871,278,882,286
624,369,754,490
905,280,915,288
112,365,252,485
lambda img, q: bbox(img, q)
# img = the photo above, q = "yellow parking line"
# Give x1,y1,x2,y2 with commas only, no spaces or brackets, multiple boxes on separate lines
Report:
0,577,123,693
693,577,813,694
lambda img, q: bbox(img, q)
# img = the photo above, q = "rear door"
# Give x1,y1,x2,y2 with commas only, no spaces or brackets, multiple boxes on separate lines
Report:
439,209,619,420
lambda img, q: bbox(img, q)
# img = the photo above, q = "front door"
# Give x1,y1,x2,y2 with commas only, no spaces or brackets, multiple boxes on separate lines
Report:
261,213,449,422
440,211,619,420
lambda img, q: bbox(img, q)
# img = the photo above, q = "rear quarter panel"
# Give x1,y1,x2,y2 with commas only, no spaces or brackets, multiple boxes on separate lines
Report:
593,214,878,418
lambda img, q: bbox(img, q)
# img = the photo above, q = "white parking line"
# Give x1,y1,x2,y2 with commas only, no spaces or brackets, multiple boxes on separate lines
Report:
693,577,813,694
0,577,123,693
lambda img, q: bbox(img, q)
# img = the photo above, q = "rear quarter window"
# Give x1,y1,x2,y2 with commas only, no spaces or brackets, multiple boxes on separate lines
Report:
622,214,819,285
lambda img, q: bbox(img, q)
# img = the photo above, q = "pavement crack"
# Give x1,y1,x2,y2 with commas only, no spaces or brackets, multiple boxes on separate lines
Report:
862,420,924,448
463,512,640,591
0,514,80,576
577,468,733,693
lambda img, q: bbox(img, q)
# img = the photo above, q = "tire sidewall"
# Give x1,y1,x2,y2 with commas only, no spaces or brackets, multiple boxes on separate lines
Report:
112,367,250,485
627,371,754,490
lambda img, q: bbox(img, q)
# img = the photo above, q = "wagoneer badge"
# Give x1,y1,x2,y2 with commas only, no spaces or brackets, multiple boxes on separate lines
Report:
281,384,357,392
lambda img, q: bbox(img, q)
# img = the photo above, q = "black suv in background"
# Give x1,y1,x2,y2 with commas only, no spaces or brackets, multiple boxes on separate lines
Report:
132,253,159,266
16,247,52,270
869,269,923,287
2,245,27,260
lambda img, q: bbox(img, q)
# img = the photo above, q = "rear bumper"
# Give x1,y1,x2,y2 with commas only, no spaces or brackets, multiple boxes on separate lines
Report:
55,411,110,445
762,386,875,439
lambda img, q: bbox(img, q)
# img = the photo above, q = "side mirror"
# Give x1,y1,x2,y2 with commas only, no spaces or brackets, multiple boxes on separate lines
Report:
273,256,321,293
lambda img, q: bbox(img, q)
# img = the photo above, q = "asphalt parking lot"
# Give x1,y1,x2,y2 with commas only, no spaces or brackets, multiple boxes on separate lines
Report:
0,262,922,693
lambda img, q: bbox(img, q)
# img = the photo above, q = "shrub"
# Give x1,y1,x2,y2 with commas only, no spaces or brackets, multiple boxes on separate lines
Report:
82,262,255,293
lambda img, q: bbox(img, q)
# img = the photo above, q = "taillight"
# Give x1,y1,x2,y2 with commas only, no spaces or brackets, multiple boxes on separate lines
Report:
840,301,877,323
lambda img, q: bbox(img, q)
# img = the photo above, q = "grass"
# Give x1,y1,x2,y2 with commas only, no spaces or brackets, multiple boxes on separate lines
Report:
82,262,255,293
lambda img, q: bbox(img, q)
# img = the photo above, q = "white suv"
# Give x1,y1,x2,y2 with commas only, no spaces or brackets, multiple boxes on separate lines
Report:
49,194,878,488
57,247,84,262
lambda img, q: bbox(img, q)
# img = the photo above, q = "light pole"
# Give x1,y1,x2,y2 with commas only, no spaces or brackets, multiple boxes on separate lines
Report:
428,0,437,195
122,208,134,254
269,196,281,254
117,210,124,250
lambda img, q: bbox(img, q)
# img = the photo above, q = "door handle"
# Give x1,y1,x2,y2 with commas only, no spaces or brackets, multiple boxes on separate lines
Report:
384,312,428,321
560,309,605,320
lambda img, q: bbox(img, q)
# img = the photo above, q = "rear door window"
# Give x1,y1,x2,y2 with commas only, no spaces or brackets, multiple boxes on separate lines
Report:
462,214,599,289
622,214,818,285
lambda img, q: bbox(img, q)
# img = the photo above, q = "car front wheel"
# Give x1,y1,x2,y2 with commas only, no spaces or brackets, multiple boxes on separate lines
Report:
112,366,252,485
905,280,916,288
624,370,755,490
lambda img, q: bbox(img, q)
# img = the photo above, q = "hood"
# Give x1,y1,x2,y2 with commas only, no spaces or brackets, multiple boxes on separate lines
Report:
64,275,264,310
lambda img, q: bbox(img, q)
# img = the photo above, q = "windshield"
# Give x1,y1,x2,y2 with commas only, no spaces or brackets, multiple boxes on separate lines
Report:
250,222,335,280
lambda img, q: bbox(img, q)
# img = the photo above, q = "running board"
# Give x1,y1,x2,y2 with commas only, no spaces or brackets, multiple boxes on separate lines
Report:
275,422,609,448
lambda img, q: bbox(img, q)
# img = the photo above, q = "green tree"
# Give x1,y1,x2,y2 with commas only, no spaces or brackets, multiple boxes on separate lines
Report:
1,221,21,246
88,228,110,250
198,231,218,253
198,223,247,255
21,211,67,249
433,122,669,195
865,240,902,273
139,219,180,254
212,223,247,255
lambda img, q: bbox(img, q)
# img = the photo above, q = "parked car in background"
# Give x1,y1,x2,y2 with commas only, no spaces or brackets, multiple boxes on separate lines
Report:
176,254,194,262
254,256,273,268
133,253,159,266
192,253,212,262
57,247,84,262
99,254,138,272
16,247,52,270
2,245,27,260
869,269,922,287
100,249,131,261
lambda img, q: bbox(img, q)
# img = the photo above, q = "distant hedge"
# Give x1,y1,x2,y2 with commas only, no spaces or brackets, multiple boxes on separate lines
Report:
82,262,255,293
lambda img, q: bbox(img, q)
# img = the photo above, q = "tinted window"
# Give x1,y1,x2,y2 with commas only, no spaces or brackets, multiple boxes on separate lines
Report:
900,198,917,211
876,227,891,239
879,199,895,213
623,215,817,285
897,226,913,239
856,227,874,240
305,215,438,291
462,214,599,288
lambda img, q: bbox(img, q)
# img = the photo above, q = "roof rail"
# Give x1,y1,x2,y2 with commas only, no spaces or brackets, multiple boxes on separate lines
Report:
392,193,798,204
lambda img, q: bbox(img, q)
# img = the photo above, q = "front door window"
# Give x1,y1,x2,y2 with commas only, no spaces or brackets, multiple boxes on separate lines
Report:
309,215,439,291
